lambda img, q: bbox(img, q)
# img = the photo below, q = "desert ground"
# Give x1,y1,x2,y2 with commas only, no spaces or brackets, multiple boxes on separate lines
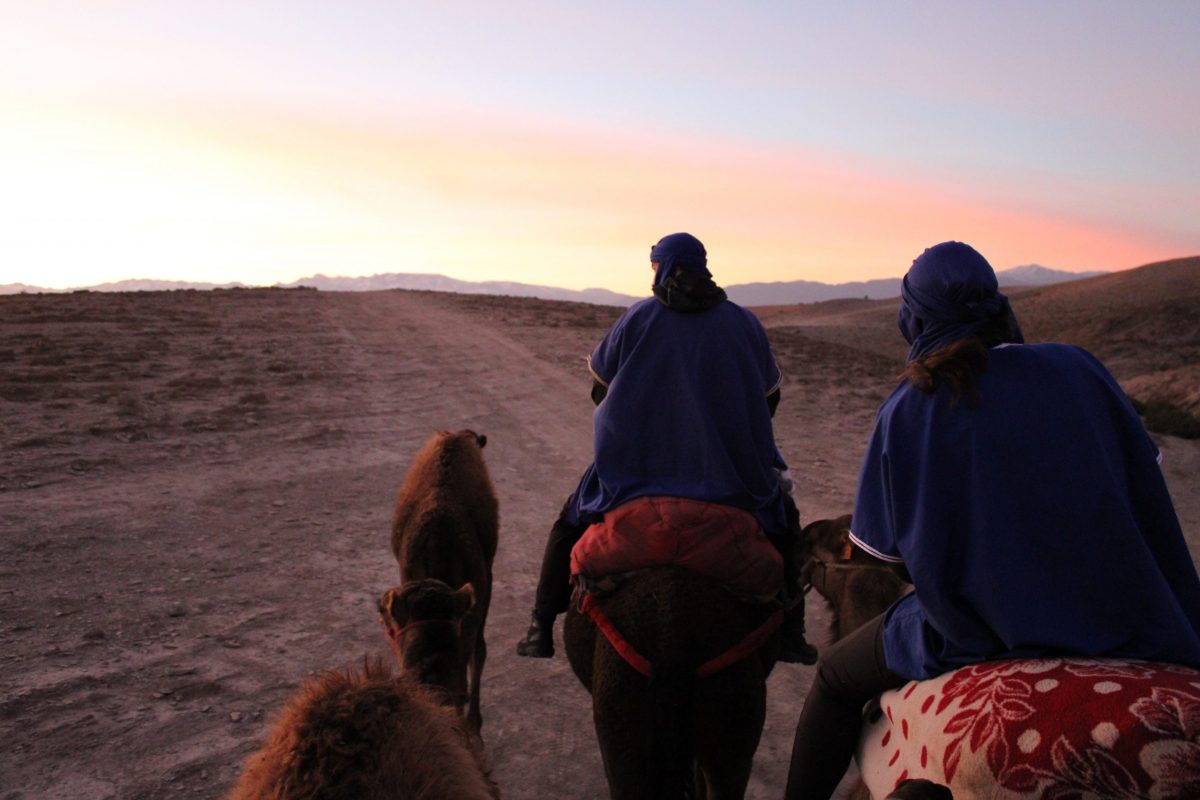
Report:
2,271,1198,799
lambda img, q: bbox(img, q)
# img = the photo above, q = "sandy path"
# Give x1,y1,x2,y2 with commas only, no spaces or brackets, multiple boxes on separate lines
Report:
1,290,660,800
2,288,1195,800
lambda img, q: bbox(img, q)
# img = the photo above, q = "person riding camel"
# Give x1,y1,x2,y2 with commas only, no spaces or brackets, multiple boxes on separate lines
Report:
783,240,1200,799
515,232,818,664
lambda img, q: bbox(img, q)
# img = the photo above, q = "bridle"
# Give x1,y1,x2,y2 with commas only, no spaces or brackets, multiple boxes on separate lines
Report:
382,616,462,645
800,554,897,598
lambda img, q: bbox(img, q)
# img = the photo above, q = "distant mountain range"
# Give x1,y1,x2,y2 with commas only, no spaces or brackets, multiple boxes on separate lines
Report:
1000,264,1106,286
723,264,1105,306
277,273,639,306
0,264,1105,307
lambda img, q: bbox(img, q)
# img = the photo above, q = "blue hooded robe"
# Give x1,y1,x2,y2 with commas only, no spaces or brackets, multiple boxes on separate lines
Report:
851,242,1200,680
571,233,790,536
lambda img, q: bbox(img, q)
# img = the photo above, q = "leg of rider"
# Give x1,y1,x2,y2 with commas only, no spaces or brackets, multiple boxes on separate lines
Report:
517,497,586,657
532,507,580,620
783,613,905,800
774,493,817,664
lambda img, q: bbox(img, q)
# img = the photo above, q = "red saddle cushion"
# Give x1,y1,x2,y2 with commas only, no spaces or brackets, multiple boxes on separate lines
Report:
570,496,783,599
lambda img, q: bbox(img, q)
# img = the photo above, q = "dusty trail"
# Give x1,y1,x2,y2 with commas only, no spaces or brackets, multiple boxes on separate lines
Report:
2,287,1195,800
0,289,622,800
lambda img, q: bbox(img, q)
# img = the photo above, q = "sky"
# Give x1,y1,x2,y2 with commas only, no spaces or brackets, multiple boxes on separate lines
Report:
1,1,1197,296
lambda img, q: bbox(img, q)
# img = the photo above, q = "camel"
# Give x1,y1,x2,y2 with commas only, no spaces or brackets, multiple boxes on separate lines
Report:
563,565,782,800
796,514,908,643
225,659,499,800
800,515,1200,800
378,579,476,708
389,429,498,733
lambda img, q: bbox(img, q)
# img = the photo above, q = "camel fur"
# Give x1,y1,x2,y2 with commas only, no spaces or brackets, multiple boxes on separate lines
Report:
798,515,944,800
225,659,499,800
389,429,498,733
797,514,908,642
378,579,476,708
564,566,780,800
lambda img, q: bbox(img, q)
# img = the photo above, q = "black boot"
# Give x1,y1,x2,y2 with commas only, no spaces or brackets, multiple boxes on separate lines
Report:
516,613,555,658
778,607,818,665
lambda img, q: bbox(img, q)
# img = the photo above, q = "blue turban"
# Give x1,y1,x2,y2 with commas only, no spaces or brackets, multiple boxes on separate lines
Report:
897,241,1023,361
651,232,710,288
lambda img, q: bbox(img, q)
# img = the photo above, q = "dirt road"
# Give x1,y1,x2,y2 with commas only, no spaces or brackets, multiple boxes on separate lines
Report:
2,288,1196,799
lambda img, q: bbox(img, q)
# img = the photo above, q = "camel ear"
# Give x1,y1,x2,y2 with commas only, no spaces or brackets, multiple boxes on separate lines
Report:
475,433,487,448
378,587,410,630
453,583,476,619
837,517,854,561
838,538,853,562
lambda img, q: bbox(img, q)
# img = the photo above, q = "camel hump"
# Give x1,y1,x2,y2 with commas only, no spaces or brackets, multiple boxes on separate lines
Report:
226,660,499,800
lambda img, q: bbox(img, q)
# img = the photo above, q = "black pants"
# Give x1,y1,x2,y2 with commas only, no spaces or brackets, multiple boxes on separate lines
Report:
530,494,806,621
784,613,906,800
530,498,585,620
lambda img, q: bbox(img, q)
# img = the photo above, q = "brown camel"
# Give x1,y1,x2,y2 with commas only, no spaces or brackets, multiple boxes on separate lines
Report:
796,514,908,642
563,565,781,800
378,578,475,708
389,429,498,733
799,516,950,800
225,659,499,800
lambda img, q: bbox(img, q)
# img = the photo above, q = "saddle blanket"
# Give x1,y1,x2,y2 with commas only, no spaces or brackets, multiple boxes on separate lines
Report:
570,496,783,599
858,657,1200,800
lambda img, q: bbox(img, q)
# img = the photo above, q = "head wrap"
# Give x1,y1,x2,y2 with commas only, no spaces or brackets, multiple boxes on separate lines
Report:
651,232,709,288
898,241,1023,361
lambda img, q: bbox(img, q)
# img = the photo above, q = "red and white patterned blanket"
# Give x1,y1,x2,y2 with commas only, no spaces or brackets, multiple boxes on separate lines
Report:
857,658,1200,800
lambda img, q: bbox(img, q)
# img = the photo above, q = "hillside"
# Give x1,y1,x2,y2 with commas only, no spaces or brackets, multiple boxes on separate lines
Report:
1,284,1198,799
2,263,1104,306
1014,256,1200,420
750,256,1200,430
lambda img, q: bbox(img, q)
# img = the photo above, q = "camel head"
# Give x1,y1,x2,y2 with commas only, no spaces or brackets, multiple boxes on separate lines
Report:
796,514,855,593
378,579,475,707
798,514,910,642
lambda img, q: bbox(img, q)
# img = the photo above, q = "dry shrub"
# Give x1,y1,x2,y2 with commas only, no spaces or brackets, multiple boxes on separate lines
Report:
1131,397,1200,439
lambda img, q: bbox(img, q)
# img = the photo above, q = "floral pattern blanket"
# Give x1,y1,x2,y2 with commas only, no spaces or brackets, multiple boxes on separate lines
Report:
857,659,1200,800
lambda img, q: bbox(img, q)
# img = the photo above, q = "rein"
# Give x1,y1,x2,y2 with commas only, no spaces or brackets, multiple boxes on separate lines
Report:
578,592,784,679
801,555,897,598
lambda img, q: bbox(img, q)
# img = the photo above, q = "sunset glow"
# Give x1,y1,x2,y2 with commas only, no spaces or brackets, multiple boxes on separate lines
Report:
2,2,1197,296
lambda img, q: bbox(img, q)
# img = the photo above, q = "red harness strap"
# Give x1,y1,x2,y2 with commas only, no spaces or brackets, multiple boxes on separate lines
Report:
581,593,653,676
579,593,784,679
696,608,784,678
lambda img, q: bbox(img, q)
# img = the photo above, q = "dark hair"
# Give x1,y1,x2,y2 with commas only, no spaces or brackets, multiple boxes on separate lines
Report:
902,313,1019,404
902,336,989,405
652,269,727,312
